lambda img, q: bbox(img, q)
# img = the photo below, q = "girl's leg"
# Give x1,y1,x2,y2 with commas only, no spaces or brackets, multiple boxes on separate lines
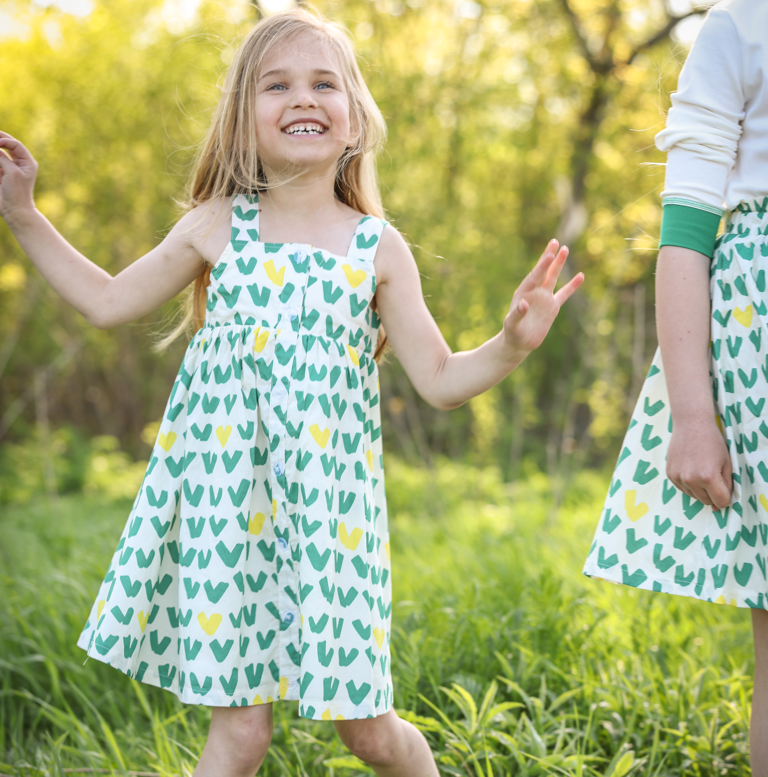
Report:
334,709,439,777
752,610,768,776
194,703,273,777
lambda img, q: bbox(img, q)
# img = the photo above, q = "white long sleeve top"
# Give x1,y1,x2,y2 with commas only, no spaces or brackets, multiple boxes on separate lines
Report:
656,0,768,214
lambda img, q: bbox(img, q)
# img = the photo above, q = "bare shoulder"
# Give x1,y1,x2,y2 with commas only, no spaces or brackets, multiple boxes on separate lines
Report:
172,197,233,267
375,224,418,286
177,197,232,234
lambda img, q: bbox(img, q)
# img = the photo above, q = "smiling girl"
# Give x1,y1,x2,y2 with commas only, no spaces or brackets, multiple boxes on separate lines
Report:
0,9,582,775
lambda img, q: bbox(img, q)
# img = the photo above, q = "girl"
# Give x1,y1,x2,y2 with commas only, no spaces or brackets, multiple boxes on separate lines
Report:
583,0,768,770
0,9,582,776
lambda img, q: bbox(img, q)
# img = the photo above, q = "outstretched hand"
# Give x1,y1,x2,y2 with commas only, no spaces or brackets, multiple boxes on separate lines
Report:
0,131,38,225
503,239,584,354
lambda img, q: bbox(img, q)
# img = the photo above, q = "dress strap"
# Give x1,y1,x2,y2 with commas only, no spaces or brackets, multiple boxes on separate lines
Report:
347,215,388,263
231,192,260,241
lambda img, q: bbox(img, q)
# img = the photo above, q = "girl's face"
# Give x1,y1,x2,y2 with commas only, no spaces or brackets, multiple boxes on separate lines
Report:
254,31,353,178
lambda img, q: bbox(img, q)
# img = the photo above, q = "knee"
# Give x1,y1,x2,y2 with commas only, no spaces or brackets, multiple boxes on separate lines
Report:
211,706,273,771
232,714,273,764
337,722,397,767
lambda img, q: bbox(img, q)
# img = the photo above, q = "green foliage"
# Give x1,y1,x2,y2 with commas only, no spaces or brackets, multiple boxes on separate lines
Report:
0,425,90,503
83,435,148,500
0,0,690,472
0,427,148,504
0,459,752,775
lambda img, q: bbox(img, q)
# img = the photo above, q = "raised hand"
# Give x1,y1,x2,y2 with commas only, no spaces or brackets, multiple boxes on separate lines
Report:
503,239,584,354
0,131,39,225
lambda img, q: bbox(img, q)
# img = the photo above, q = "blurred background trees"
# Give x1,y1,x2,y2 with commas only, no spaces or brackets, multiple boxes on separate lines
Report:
0,0,712,500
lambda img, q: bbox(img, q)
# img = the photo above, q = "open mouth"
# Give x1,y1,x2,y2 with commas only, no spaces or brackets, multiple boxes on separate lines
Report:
282,122,328,136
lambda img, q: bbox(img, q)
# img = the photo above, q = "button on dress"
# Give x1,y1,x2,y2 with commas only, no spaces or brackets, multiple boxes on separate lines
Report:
78,194,393,719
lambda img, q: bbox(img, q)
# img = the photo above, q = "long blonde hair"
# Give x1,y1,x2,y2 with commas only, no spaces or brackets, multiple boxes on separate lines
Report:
160,8,388,357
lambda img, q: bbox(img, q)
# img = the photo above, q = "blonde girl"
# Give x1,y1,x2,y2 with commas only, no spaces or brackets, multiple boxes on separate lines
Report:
0,9,583,776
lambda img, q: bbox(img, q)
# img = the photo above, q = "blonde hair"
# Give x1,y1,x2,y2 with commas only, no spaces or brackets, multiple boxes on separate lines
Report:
160,8,388,357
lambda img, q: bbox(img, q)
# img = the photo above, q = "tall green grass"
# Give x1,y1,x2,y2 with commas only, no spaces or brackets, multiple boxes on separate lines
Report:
0,460,753,775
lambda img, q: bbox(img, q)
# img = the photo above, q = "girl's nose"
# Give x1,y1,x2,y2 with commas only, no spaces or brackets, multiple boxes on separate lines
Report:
291,85,318,109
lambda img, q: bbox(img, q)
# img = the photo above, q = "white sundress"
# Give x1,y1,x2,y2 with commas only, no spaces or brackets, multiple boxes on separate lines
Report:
78,193,394,719
584,200,768,610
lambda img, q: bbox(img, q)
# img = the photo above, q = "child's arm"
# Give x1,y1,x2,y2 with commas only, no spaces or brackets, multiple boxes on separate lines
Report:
0,133,208,328
374,227,583,411
649,5,745,512
656,245,732,509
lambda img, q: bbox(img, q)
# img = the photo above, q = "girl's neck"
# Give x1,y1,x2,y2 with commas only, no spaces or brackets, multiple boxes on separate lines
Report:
259,169,343,226
256,168,360,252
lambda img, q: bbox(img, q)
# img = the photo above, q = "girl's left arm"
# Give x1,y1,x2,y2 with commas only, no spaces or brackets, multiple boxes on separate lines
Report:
374,227,583,410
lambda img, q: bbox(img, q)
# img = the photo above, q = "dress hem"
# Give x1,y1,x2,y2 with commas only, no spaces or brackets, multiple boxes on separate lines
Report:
583,561,768,610
78,641,392,719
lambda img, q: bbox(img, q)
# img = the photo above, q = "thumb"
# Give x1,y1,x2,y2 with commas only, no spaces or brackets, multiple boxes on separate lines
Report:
711,455,733,511
0,152,15,174
508,298,528,326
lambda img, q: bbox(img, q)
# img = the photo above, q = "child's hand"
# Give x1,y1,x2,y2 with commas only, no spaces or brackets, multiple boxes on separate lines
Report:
666,417,733,510
502,240,584,354
0,132,38,226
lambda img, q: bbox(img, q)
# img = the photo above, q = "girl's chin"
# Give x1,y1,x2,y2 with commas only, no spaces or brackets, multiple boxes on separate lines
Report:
262,153,345,177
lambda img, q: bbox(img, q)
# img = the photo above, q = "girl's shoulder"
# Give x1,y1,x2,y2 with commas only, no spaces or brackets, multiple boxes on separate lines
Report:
373,223,416,286
184,196,234,228
175,197,233,268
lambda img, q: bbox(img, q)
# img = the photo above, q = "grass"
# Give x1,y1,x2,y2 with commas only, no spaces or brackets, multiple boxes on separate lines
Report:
0,458,755,775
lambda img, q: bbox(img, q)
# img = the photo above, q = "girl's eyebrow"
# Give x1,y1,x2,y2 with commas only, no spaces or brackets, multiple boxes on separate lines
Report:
259,68,340,81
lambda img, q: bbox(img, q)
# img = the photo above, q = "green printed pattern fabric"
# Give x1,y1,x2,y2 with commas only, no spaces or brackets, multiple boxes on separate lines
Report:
584,199,768,608
78,194,393,719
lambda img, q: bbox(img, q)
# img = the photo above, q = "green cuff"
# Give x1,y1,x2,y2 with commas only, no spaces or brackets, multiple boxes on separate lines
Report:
659,203,722,258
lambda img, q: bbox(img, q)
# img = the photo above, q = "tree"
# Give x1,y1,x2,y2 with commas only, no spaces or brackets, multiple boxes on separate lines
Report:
0,0,710,482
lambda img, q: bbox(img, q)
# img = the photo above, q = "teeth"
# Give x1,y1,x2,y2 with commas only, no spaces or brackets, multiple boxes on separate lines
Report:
285,123,325,135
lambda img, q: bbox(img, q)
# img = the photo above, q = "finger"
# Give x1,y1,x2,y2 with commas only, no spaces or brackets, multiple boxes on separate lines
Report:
666,465,683,489
722,450,733,481
0,136,33,163
522,241,559,289
676,476,711,506
710,460,733,511
553,272,585,306
685,486,713,507
543,246,569,293
668,473,687,493
507,298,529,325
708,483,731,511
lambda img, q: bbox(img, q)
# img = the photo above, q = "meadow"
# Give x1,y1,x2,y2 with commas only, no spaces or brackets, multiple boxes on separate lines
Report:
0,457,755,776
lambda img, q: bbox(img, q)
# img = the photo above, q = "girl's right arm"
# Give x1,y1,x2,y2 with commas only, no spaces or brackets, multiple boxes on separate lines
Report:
656,245,732,510
0,133,207,328
653,5,745,511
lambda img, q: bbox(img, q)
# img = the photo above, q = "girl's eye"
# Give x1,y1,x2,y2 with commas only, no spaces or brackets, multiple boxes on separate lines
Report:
315,81,334,90
266,83,287,91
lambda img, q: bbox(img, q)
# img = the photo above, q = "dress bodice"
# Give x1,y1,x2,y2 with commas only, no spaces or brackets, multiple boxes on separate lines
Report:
205,194,386,359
